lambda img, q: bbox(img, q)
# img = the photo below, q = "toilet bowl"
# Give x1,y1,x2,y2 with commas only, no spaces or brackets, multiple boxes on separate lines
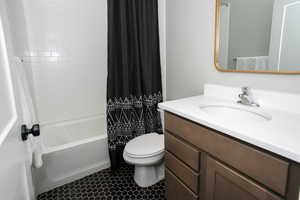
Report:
123,133,165,187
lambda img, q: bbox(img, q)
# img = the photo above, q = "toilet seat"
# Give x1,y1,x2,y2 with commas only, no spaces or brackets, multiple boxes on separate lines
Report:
124,133,164,158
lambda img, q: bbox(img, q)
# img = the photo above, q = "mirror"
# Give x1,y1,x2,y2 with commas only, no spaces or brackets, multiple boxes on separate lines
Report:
214,0,300,73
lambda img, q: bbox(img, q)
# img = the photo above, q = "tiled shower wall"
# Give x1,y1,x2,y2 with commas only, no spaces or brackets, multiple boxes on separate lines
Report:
21,0,108,124
19,0,166,125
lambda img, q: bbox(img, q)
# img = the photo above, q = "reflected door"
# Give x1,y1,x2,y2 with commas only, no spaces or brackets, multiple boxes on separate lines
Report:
269,0,300,71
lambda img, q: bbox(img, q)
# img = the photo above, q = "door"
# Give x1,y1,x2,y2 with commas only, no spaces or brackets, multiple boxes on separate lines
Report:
268,0,300,71
0,14,34,200
205,156,283,200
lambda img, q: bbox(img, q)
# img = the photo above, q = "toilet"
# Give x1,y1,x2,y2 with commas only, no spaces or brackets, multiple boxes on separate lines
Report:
123,133,165,187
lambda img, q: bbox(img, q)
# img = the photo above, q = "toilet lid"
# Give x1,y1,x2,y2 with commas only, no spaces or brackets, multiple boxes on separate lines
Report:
125,133,164,158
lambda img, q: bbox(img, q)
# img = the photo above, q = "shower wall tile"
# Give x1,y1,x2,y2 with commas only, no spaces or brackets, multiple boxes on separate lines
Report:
21,0,107,124
30,60,106,124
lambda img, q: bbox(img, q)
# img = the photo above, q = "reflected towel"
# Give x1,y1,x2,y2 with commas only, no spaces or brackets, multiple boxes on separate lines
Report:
236,56,269,71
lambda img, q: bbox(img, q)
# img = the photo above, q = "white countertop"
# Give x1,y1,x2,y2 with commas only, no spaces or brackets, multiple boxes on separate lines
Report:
159,84,300,163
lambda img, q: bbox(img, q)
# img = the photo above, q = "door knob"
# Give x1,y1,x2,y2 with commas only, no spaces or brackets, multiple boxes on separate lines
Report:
21,124,40,141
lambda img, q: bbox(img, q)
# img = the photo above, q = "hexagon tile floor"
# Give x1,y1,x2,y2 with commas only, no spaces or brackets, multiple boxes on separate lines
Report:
37,164,165,200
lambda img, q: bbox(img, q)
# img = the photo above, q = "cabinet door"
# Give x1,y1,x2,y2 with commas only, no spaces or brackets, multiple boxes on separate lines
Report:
205,156,283,200
165,169,198,200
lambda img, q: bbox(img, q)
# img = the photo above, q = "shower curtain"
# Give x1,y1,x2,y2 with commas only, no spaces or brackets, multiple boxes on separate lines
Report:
107,0,163,171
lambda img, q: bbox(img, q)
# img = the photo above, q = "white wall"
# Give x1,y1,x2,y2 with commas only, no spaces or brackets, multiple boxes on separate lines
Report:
159,0,167,101
166,0,300,100
22,0,108,124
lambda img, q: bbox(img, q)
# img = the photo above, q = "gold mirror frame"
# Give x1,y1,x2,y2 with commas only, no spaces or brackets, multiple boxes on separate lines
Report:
214,0,300,74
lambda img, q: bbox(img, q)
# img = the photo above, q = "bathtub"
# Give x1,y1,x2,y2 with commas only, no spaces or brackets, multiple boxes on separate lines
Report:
33,115,110,194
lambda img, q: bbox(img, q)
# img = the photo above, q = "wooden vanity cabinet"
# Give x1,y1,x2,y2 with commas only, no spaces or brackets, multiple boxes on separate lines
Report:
164,112,300,200
205,156,283,200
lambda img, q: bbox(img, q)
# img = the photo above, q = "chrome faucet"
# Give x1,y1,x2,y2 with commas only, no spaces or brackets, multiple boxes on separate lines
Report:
237,87,260,107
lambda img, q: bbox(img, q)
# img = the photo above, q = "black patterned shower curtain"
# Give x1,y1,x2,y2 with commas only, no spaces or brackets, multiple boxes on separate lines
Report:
107,0,163,171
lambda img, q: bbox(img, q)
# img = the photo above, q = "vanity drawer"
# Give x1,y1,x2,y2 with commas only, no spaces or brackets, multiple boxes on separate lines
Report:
165,168,198,200
165,132,200,171
165,112,289,196
165,151,199,193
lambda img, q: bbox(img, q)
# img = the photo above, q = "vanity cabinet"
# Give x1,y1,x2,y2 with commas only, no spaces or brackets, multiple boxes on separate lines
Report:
164,112,300,200
205,156,283,200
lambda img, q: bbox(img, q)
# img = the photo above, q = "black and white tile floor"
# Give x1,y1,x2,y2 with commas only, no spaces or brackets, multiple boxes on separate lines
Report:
38,164,165,200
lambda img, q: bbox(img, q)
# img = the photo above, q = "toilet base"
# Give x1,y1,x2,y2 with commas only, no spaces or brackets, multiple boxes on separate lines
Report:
134,162,165,188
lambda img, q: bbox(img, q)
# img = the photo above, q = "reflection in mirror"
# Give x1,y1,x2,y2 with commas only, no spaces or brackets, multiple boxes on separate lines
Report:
216,0,300,73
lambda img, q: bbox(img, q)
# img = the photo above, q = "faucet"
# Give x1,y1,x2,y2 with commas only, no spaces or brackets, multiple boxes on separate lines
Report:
237,87,260,107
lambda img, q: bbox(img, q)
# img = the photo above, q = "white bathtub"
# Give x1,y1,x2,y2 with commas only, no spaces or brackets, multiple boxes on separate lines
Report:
33,115,110,194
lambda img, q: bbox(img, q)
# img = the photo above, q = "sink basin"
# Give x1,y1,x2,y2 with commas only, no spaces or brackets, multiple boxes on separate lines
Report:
199,103,272,122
